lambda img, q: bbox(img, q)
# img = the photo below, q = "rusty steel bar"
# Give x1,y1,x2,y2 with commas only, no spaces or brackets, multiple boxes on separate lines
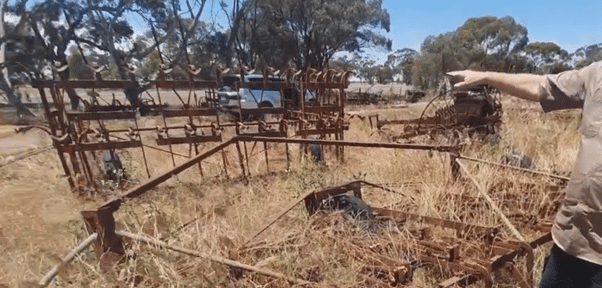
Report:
138,144,191,159
155,135,222,145
360,180,417,202
243,188,318,247
456,159,526,242
457,154,570,181
108,134,191,159
491,232,552,269
371,207,498,237
32,79,218,90
100,138,235,210
115,230,314,286
67,140,143,152
38,233,98,287
235,140,246,177
79,124,272,134
134,115,151,178
38,87,76,189
243,140,250,177
156,87,177,167
237,136,459,152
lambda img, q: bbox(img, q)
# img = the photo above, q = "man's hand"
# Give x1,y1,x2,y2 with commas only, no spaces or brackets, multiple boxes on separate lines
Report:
446,70,489,91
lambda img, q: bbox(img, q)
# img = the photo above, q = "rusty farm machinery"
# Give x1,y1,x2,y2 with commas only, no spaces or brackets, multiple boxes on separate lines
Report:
25,61,567,287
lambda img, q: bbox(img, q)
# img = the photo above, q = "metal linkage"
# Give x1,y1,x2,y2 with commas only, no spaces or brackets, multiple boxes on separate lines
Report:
377,84,503,142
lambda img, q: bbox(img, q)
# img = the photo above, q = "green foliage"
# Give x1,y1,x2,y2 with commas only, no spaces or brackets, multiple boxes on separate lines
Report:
232,0,391,69
575,45,602,69
385,48,417,84
67,46,93,79
524,42,566,57
410,16,534,89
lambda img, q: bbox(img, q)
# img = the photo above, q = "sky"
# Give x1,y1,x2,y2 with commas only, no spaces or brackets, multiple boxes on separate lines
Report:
126,0,602,63
375,0,602,61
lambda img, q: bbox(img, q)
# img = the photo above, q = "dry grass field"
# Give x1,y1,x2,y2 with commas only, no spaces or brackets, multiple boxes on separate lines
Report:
0,95,581,287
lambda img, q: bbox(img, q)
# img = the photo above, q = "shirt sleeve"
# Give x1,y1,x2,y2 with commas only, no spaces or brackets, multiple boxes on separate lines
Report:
539,62,600,112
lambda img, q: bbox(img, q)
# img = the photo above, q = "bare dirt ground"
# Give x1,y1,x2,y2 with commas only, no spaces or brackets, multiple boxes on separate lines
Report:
0,129,96,286
0,96,581,287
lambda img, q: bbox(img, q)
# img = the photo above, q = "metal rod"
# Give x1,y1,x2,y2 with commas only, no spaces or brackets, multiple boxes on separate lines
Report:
38,87,75,189
101,139,235,210
115,230,314,286
263,141,269,173
285,142,290,170
108,134,190,159
78,150,96,188
221,149,229,178
360,180,416,202
457,154,570,181
237,136,459,152
243,189,317,247
78,122,282,134
243,140,250,177
455,158,525,242
155,87,177,167
38,233,98,287
134,115,151,178
141,144,190,159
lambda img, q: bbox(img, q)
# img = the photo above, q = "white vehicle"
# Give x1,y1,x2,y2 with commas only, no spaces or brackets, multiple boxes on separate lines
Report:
218,74,284,110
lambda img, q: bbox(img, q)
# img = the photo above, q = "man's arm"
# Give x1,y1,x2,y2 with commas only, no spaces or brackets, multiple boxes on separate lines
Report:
447,71,546,102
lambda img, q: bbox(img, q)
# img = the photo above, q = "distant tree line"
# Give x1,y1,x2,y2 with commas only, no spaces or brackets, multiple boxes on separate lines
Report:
3,1,602,114
340,16,602,89
0,0,392,115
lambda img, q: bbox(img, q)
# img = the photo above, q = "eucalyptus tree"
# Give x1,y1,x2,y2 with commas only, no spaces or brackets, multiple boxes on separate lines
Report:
226,0,392,70
0,0,47,116
412,16,532,89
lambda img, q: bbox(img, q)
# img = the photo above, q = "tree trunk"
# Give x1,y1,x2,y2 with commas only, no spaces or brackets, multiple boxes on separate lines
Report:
0,0,35,118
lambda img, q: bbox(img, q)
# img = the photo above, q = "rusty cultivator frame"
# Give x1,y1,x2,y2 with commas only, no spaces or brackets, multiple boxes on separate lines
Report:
33,63,352,191
32,63,565,287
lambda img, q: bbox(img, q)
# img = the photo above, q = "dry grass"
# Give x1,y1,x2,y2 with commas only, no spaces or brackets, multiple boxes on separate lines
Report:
0,95,581,287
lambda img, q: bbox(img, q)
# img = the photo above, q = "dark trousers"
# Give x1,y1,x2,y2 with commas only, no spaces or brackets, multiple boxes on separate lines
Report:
540,244,602,288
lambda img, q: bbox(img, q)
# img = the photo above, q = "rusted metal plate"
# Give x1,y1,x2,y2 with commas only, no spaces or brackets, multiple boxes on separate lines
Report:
304,181,362,215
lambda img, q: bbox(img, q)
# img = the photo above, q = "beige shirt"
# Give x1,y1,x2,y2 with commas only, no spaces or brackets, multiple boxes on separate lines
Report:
540,61,602,265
